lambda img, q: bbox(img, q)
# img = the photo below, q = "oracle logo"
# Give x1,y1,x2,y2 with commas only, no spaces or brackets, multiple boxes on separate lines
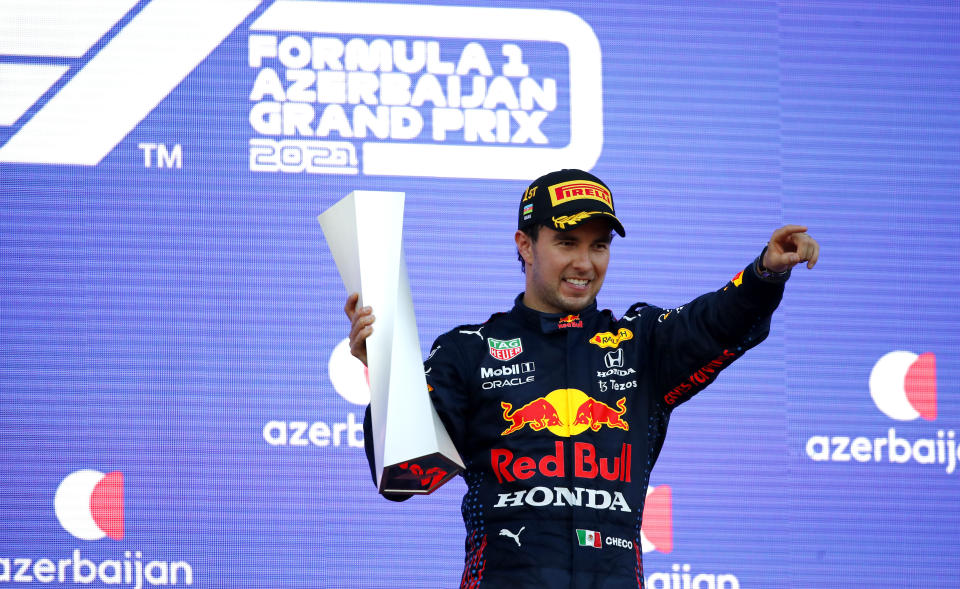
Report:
869,351,937,421
54,470,124,541
639,484,672,554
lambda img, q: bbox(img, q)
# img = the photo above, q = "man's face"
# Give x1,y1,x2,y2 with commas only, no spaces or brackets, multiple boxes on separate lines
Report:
516,218,612,314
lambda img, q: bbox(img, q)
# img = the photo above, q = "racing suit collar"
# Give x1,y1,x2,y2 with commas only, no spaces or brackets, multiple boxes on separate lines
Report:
511,293,598,334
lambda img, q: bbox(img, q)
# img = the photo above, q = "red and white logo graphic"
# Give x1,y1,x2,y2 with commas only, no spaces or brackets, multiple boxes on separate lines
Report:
262,338,368,449
54,469,124,541
329,337,371,405
869,351,937,421
639,484,672,554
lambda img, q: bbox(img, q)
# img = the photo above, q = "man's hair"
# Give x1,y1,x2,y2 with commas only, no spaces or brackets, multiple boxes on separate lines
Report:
517,224,540,274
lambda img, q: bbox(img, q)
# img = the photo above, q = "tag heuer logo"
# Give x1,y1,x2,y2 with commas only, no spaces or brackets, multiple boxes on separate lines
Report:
488,337,523,361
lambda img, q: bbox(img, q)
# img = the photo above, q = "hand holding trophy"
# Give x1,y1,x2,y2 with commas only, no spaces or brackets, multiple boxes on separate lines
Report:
318,191,463,494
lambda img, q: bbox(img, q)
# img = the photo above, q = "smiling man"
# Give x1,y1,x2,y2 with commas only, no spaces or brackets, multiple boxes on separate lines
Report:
517,217,612,314
346,169,819,588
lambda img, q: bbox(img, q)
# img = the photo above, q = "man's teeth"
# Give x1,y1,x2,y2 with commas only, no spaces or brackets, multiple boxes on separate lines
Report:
566,278,588,286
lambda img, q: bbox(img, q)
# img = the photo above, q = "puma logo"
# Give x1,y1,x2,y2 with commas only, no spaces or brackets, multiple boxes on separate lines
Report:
499,526,525,547
458,327,484,339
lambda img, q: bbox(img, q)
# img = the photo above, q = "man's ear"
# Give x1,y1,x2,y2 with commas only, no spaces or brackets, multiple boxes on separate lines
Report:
515,230,533,267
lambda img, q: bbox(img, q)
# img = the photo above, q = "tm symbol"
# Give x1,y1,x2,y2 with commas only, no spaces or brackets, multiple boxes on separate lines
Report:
138,143,182,169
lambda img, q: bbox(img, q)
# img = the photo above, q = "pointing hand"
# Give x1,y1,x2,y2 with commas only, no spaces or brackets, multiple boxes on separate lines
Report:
762,225,820,273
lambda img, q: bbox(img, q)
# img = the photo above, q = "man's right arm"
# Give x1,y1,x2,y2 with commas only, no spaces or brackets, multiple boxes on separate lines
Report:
346,294,470,500
344,293,412,500
646,225,819,409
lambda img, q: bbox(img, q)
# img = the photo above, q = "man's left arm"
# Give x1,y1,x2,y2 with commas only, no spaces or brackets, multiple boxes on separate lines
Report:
651,225,819,408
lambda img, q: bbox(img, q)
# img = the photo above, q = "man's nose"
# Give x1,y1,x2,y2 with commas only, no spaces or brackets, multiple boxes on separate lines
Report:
571,246,592,271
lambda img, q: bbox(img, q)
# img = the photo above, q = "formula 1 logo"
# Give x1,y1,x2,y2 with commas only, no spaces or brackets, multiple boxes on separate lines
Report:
54,470,124,541
246,1,603,179
2,1,602,178
869,351,937,421
0,0,263,165
639,484,672,554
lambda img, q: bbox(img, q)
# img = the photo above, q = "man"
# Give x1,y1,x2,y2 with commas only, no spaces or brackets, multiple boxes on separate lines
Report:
345,169,819,588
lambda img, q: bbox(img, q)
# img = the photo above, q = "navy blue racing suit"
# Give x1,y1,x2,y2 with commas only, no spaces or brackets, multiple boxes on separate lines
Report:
364,259,785,588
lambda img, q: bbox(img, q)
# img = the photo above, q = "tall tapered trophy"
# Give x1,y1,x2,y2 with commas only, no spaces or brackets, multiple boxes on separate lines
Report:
318,191,464,494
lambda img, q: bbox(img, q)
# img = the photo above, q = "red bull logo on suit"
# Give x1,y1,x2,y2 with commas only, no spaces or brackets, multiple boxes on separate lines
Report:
557,314,583,329
499,389,629,437
492,390,634,512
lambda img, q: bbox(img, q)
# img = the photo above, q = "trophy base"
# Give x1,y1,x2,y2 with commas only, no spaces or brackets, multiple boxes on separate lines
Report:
380,453,463,495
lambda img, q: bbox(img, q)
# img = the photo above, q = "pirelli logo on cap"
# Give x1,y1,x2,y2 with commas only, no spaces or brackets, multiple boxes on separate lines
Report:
548,180,613,210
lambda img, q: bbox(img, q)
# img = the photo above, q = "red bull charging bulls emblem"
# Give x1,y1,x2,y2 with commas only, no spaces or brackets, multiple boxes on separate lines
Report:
500,389,629,436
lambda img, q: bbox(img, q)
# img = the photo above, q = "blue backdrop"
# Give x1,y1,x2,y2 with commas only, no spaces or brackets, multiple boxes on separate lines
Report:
1,1,958,587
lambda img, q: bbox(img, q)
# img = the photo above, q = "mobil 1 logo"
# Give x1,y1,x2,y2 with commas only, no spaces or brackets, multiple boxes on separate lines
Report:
481,362,535,390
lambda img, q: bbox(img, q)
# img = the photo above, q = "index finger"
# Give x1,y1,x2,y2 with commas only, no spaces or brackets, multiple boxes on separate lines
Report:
770,224,809,243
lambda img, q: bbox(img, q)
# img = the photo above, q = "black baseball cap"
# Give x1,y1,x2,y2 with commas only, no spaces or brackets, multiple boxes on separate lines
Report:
517,169,625,237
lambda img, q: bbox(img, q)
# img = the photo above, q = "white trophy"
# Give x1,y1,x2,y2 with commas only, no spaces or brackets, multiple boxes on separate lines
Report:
318,191,464,494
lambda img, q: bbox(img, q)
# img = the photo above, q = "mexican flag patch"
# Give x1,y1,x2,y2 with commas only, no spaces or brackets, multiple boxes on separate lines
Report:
576,529,602,548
